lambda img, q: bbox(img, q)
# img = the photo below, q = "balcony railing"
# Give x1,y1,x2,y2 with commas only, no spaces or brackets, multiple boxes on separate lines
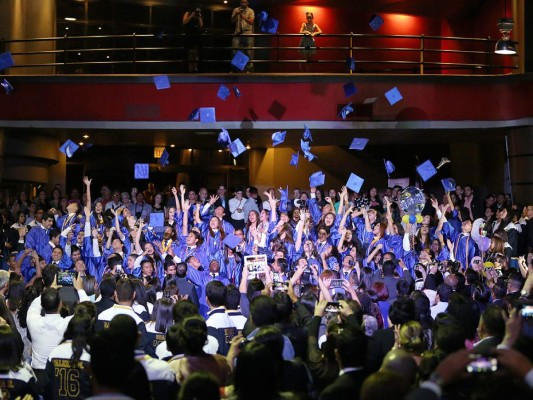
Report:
0,32,518,75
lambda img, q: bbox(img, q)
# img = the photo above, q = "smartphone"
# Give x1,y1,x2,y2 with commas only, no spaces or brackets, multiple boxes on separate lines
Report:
521,305,533,319
57,271,76,286
325,302,341,313
273,281,289,291
330,279,344,289
466,355,498,373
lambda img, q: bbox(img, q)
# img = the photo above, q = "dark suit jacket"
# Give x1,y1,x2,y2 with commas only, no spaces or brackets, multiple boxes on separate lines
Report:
319,370,366,400
473,336,502,354
365,327,395,373
175,277,200,307
95,296,115,317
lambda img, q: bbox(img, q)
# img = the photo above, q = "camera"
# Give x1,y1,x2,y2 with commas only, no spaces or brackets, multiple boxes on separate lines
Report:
325,302,341,313
348,260,355,266
330,279,344,289
194,8,201,15
466,354,498,373
293,199,307,209
273,281,289,291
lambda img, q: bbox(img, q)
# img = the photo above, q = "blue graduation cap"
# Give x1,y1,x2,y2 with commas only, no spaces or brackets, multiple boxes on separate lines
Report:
223,233,243,249
199,107,216,123
441,178,456,193
300,139,311,153
218,128,232,147
303,149,317,162
134,164,149,179
258,10,268,22
233,86,241,98
369,14,384,31
346,57,356,72
1,79,13,95
229,138,247,158
153,75,170,90
59,140,80,158
0,52,15,70
154,31,165,40
149,213,165,233
385,87,403,106
217,84,231,101
343,82,357,98
349,138,369,151
309,171,326,187
231,51,249,71
189,108,200,121
271,131,286,146
159,149,169,166
290,152,299,167
303,125,312,142
417,159,437,182
338,102,354,120
279,186,289,213
384,159,395,176
346,173,365,194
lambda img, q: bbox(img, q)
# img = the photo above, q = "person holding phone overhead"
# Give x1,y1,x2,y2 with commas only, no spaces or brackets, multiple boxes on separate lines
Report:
299,12,323,68
231,0,255,72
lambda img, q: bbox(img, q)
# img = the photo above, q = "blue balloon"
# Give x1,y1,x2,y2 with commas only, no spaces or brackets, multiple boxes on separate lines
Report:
409,214,417,224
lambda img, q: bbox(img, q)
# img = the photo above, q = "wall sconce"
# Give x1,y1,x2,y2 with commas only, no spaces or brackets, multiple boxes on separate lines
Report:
495,0,516,55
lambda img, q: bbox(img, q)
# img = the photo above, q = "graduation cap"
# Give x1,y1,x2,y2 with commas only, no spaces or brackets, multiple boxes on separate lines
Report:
189,108,200,121
343,82,357,97
159,149,169,166
154,31,165,40
369,14,384,31
441,178,456,193
346,173,365,193
229,138,247,157
309,171,326,187
1,79,13,95
338,102,354,120
153,75,170,90
231,51,249,71
303,150,317,162
384,159,395,176
218,128,232,147
217,85,231,101
385,87,403,106
199,107,216,123
349,138,369,151
303,125,312,141
363,97,378,104
416,159,437,182
0,52,15,70
59,139,80,158
346,57,356,72
300,139,311,153
223,233,243,249
271,131,286,146
258,10,269,22
233,86,241,98
289,151,299,167
134,163,149,179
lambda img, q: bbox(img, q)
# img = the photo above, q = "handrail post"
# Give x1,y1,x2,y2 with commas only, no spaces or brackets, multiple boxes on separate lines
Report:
486,36,492,74
63,34,68,74
349,32,353,75
132,32,137,73
419,34,424,75
276,32,280,73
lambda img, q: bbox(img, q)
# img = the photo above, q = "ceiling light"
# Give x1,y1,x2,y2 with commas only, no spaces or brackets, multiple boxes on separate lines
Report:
78,142,84,146
188,148,192,151
495,0,516,55
218,149,222,153
65,17,77,21
246,144,251,150
170,144,175,148
83,134,89,139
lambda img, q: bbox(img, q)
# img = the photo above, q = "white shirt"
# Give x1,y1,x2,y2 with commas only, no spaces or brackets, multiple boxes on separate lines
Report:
430,301,448,319
229,197,245,221
27,290,89,369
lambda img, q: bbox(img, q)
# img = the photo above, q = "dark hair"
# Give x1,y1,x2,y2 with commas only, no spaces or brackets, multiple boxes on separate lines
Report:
6,274,25,312
178,316,208,355
91,329,134,389
480,304,505,339
205,281,227,308
396,279,411,296
151,298,174,334
0,325,22,373
115,277,135,303
436,283,453,302
492,279,507,300
99,274,117,298
234,342,278,400
63,314,95,363
433,315,466,354
178,371,221,400
172,300,198,324
176,262,187,278
253,325,284,360
166,324,182,356
42,264,60,287
75,301,97,321
273,291,293,323
41,287,61,313
336,326,367,367
131,279,149,311
225,284,241,310
250,295,277,327
246,278,265,302
465,269,480,285
388,296,416,325
83,275,97,297
472,283,491,304
382,260,395,277
446,293,479,340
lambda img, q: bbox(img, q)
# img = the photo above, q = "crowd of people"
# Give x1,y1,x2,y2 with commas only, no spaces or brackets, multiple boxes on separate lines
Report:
0,176,532,400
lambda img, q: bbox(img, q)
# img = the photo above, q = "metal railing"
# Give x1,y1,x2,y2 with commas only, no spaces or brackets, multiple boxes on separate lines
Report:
0,32,518,75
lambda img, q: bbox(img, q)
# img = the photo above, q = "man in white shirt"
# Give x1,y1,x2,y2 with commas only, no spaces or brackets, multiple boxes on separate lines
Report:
229,188,246,230
430,283,453,319
26,274,88,395
205,281,237,355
